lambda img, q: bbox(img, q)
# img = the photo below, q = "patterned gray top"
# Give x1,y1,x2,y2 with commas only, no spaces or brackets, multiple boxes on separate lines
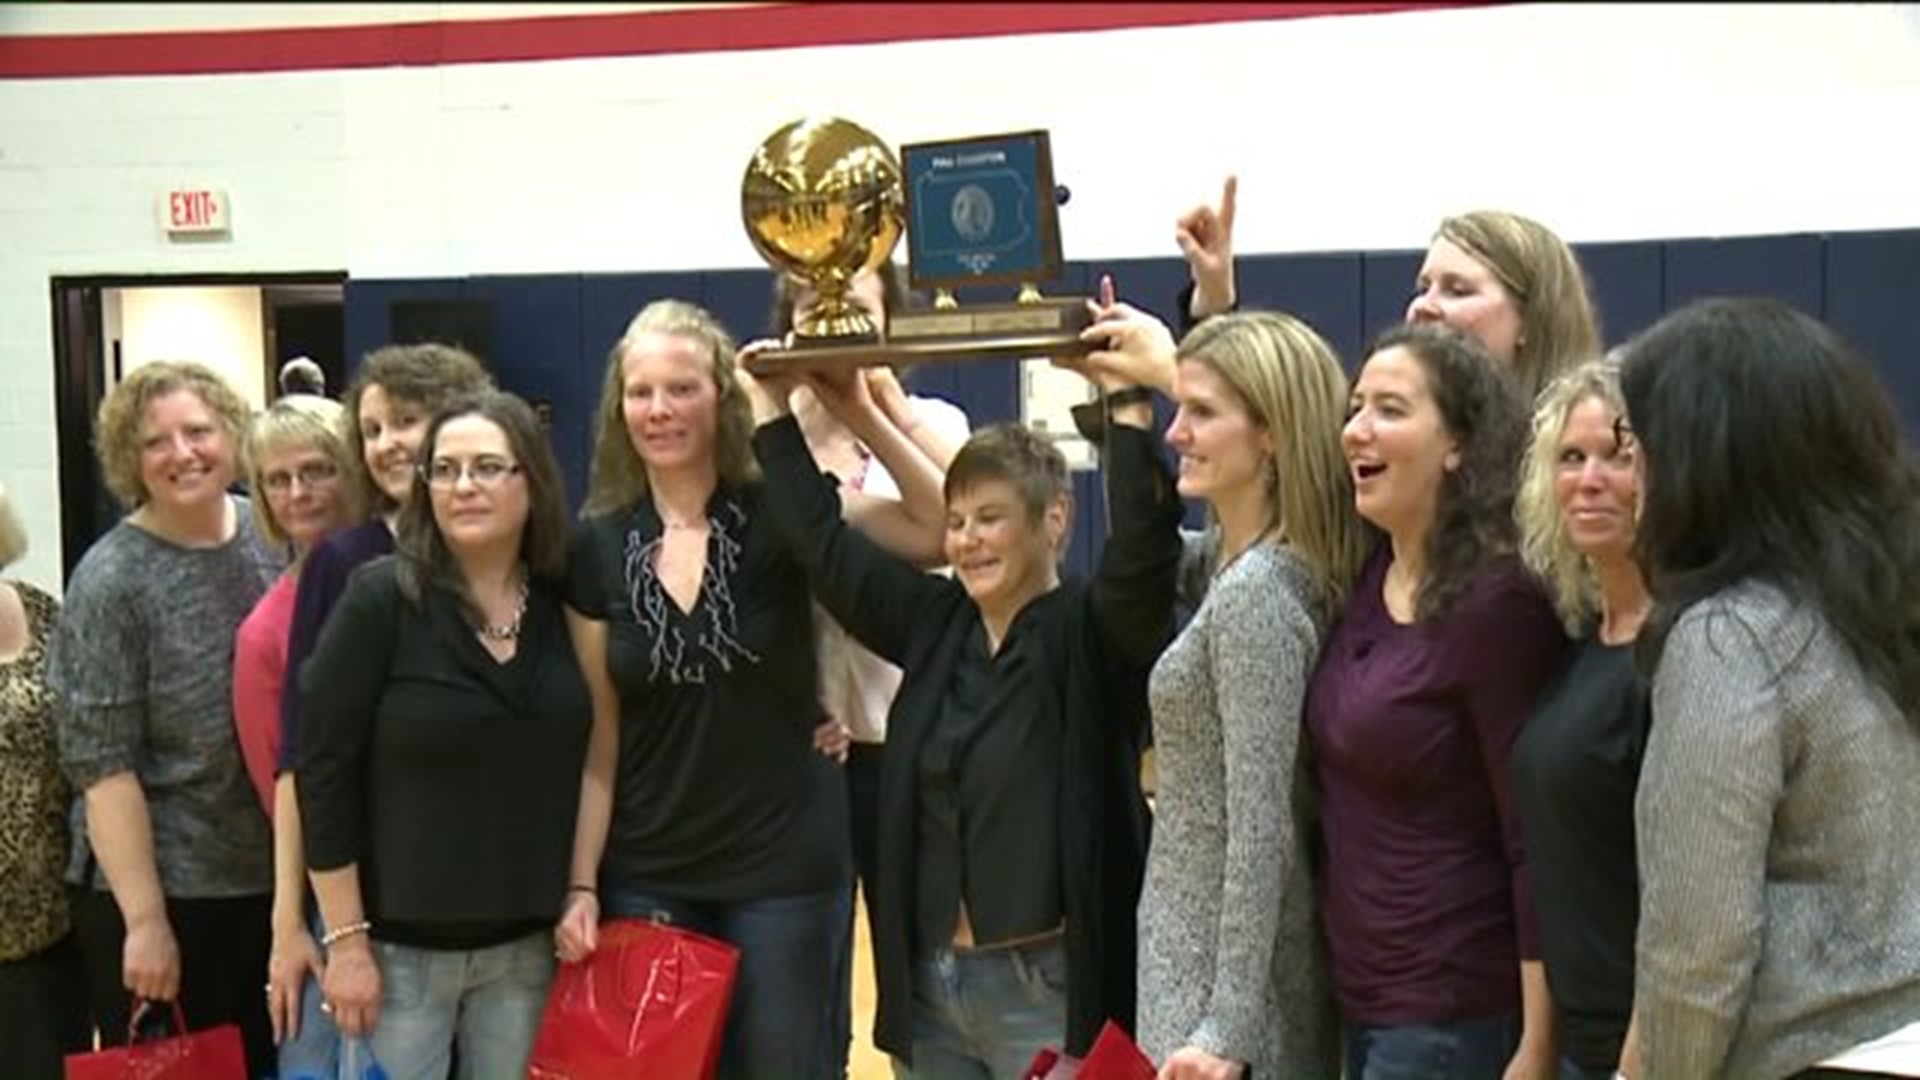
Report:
1138,538,1338,1076
49,505,281,897
1636,581,1920,1079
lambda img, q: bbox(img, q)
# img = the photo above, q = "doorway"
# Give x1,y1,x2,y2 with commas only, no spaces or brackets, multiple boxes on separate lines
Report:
49,272,346,583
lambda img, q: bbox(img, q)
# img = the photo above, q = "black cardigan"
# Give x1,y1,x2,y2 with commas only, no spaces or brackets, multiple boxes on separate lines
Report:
752,416,1183,1060
298,557,590,929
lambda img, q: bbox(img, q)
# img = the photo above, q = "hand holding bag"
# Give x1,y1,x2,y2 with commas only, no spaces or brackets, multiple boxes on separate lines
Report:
64,999,248,1080
527,917,741,1080
1021,1020,1158,1080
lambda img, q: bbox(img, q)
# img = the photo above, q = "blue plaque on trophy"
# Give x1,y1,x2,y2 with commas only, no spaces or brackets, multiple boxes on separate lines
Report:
900,130,1063,293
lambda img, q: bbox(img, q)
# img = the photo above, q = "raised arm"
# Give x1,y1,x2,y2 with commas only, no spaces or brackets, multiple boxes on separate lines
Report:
1175,174,1240,331
801,367,950,568
744,370,952,666
1087,398,1183,669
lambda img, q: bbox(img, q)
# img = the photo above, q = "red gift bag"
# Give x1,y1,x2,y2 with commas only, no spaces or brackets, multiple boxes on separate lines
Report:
527,917,740,1080
1021,1021,1157,1080
65,1000,247,1080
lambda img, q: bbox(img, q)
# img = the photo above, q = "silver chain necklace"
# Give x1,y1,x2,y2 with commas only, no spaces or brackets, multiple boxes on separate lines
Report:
476,575,530,642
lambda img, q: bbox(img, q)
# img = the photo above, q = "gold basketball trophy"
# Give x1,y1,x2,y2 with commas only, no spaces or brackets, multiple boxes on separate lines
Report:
739,117,1092,374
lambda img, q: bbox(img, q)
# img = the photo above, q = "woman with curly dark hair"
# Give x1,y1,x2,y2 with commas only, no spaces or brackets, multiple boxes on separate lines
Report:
1620,298,1920,1080
1304,323,1570,1079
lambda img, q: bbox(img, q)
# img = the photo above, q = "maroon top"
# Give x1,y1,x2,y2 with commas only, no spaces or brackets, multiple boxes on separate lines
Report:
1305,543,1568,1026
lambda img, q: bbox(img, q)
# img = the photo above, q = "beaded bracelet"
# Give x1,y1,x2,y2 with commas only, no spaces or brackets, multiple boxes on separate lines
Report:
319,920,372,948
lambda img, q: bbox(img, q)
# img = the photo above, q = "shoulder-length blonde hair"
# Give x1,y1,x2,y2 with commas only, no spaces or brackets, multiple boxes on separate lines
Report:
1177,311,1368,612
1518,359,1627,632
1436,210,1601,404
584,299,759,516
243,395,364,549
95,361,252,509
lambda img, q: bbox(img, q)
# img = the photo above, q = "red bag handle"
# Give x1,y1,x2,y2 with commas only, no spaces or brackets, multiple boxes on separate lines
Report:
125,998,191,1046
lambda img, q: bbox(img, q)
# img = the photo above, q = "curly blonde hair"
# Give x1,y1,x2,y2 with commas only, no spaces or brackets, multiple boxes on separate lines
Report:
584,299,759,516
1517,359,1627,632
94,361,252,509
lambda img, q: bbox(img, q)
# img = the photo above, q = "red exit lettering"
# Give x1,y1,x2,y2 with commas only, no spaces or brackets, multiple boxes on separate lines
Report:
168,191,220,228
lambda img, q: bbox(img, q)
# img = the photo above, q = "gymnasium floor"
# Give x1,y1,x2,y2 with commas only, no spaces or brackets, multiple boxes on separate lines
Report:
849,891,890,1080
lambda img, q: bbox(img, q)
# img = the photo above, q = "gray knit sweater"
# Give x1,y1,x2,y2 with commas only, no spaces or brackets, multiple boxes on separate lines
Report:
1636,581,1920,1079
1138,539,1338,1076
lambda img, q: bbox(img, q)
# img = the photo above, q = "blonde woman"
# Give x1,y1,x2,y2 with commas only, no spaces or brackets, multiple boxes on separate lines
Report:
50,361,283,1075
558,299,945,1079
1177,179,1599,402
229,395,364,1075
1083,306,1367,1078
1510,361,1651,1080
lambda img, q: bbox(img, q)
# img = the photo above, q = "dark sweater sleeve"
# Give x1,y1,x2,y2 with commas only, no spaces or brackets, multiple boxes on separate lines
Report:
278,536,356,773
297,561,401,872
1089,424,1184,669
1457,564,1570,959
1174,280,1239,338
752,415,951,668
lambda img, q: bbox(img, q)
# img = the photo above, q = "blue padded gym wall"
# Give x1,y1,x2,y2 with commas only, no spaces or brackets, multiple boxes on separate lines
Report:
344,226,1920,582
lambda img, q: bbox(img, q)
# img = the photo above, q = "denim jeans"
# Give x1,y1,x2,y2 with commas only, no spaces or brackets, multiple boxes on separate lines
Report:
892,936,1069,1080
279,913,343,1079
367,931,554,1080
1343,1013,1519,1080
600,885,851,1080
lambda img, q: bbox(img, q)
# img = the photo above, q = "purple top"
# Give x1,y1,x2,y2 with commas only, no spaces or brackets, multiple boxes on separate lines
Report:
1304,543,1568,1026
278,520,395,773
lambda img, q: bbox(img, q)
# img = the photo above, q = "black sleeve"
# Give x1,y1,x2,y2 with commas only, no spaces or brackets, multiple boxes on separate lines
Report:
1174,280,1240,339
751,415,952,668
278,535,355,774
297,559,403,872
1089,424,1184,669
564,518,608,618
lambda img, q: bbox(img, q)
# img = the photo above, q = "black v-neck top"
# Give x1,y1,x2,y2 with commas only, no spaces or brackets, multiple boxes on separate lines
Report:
566,486,849,902
298,557,590,943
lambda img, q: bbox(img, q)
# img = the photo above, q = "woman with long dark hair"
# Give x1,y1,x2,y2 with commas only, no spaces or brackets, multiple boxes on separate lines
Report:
1619,298,1920,1080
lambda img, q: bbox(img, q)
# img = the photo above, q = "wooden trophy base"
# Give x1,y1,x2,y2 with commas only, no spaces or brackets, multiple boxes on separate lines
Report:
741,297,1093,375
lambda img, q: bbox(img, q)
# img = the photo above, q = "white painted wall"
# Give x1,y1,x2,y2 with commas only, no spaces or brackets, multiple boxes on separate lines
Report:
117,286,269,409
2,1,1918,590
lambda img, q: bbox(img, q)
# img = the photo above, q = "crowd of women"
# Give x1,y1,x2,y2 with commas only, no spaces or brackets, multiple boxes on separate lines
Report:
2,177,1918,1080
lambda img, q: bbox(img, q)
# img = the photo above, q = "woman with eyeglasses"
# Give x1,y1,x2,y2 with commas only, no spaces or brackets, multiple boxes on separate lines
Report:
298,390,589,1077
266,343,491,1079
229,396,365,1074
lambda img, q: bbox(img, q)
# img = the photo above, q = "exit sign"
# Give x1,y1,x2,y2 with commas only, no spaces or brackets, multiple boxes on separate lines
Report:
159,188,230,235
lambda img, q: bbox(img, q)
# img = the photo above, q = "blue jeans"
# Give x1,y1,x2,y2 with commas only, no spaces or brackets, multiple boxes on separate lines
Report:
368,932,554,1080
893,937,1069,1080
1343,1014,1518,1080
279,913,344,1079
601,885,851,1080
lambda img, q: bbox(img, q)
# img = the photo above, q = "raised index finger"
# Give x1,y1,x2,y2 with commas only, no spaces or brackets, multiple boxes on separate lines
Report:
1218,174,1239,231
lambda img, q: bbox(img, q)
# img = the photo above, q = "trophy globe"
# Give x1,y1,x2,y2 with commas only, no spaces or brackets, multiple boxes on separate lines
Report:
741,117,904,341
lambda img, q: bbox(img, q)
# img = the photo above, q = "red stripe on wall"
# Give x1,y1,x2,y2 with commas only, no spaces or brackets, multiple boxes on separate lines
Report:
0,3,1486,80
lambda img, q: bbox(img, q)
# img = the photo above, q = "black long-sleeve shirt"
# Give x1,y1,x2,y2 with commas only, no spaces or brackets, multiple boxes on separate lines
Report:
752,415,1183,1060
298,558,589,944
